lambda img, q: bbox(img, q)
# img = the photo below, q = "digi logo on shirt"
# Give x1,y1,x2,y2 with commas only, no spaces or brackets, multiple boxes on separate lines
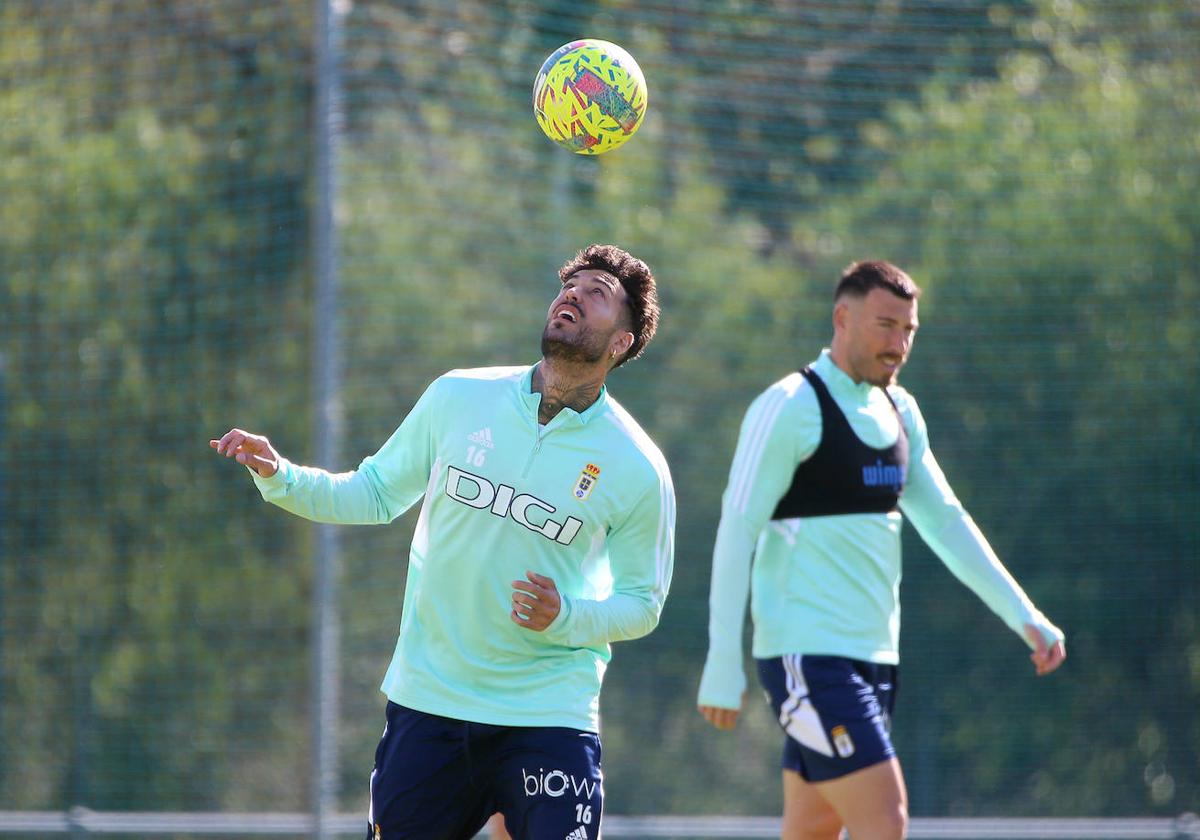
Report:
445,466,583,545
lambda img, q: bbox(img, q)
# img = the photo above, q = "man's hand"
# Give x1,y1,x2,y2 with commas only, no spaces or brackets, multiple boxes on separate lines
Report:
1025,622,1066,676
698,703,742,731
511,571,561,631
210,428,281,478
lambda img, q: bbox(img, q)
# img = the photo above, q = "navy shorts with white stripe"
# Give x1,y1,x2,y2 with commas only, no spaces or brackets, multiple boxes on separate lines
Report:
756,654,897,782
366,701,602,840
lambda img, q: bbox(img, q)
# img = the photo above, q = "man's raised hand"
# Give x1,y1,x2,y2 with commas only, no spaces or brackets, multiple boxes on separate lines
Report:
210,429,280,478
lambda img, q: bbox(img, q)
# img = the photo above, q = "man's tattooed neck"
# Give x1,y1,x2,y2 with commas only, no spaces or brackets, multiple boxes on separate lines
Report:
538,381,600,424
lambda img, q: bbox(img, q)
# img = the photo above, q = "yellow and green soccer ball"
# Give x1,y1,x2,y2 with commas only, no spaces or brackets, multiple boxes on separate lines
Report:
532,39,647,155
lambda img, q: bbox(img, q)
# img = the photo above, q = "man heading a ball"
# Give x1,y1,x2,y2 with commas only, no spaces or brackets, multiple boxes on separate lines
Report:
213,244,674,839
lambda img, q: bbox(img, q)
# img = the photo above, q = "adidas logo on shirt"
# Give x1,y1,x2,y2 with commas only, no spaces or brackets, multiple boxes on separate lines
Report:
467,427,494,449
564,827,588,840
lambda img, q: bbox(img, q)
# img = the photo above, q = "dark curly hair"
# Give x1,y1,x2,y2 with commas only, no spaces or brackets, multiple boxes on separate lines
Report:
558,244,660,368
835,260,921,302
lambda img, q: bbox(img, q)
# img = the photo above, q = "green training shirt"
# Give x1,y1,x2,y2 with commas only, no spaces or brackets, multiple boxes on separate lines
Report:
251,364,675,732
697,350,1063,711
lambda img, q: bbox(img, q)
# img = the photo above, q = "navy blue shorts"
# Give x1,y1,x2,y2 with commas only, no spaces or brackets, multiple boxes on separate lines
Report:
366,702,603,840
757,654,897,782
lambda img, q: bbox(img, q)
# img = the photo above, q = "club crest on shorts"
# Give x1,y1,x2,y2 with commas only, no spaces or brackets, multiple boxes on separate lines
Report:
573,463,601,501
831,725,855,758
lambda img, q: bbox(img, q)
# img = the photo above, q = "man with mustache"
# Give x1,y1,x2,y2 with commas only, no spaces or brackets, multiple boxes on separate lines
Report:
697,260,1065,840
213,244,674,840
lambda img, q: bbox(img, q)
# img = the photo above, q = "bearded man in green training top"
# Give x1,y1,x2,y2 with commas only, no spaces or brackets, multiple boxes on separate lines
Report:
213,244,674,840
698,260,1065,840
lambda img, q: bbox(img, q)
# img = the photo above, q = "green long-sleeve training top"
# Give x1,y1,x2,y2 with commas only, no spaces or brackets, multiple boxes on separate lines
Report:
251,364,676,733
698,350,1062,710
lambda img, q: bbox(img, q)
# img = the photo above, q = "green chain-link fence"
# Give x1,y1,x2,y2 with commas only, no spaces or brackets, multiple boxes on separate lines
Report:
2,0,1197,833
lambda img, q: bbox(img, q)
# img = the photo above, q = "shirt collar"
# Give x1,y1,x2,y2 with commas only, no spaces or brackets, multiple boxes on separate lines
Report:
519,363,609,426
814,348,877,399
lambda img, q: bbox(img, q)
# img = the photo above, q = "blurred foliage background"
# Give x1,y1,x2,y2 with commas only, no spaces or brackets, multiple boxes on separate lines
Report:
1,0,1197,825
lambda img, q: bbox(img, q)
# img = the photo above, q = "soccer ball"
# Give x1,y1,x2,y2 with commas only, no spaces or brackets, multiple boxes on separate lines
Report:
532,39,648,155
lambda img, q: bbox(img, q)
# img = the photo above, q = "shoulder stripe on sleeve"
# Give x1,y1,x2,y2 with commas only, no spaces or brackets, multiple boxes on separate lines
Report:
729,387,789,515
602,408,676,602
653,463,675,601
638,432,674,604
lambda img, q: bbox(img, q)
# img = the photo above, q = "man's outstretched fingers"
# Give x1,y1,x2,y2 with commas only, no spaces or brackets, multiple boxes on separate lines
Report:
213,429,247,456
209,429,279,477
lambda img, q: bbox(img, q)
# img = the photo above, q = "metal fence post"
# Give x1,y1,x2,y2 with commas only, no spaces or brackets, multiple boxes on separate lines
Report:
312,1,345,838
